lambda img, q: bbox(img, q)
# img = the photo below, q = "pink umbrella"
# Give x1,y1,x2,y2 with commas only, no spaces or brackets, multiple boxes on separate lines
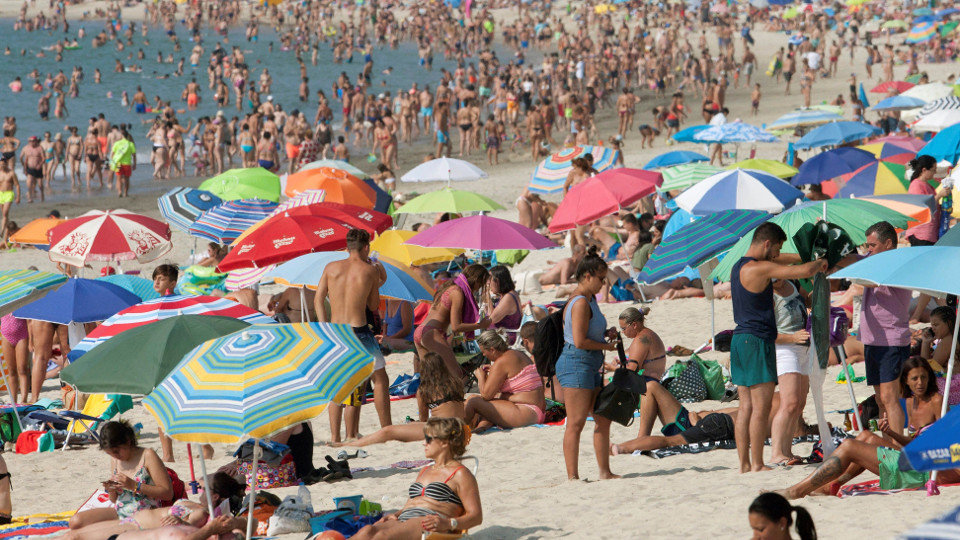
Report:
47,209,172,267
867,135,927,152
549,169,662,233
405,215,556,251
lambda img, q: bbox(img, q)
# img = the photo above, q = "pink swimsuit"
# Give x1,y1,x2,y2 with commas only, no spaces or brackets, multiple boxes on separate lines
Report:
500,364,546,423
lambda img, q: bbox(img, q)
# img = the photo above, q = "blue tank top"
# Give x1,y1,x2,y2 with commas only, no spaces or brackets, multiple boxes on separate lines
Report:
384,302,414,342
730,257,777,341
562,295,606,345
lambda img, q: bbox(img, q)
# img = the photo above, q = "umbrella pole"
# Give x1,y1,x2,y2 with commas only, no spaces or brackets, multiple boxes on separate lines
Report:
300,288,307,322
186,444,198,494
198,449,215,517
834,345,863,433
710,298,715,348
246,439,260,539
928,309,960,496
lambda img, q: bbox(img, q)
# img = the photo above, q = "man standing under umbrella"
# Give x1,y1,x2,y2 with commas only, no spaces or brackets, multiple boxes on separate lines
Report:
730,223,825,473
315,229,391,443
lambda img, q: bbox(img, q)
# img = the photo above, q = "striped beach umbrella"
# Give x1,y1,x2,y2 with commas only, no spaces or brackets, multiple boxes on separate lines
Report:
47,210,172,266
188,199,278,244
157,188,223,233
915,95,960,118
225,267,274,291
0,270,67,317
671,125,710,143
659,163,724,191
528,145,620,194
67,295,274,360
693,122,779,143
791,147,877,186
832,161,909,198
637,210,771,284
674,169,804,215
726,159,798,179
276,190,326,213
856,141,917,164
906,21,938,43
143,322,375,444
766,109,844,131
913,109,960,133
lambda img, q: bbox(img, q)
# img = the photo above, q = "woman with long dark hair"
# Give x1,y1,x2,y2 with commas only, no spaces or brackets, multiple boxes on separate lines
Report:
904,155,940,246
748,493,817,540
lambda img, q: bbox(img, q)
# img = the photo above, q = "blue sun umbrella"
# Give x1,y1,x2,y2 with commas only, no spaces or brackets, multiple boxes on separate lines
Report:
637,209,771,284
97,275,161,301
0,270,67,317
791,147,877,186
795,121,881,149
869,95,927,111
674,169,804,215
14,278,141,324
900,503,960,539
671,125,711,143
189,199,279,244
693,122,779,143
920,123,960,165
157,188,223,233
643,151,710,170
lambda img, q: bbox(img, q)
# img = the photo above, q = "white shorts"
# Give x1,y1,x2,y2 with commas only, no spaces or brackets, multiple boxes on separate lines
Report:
776,344,809,376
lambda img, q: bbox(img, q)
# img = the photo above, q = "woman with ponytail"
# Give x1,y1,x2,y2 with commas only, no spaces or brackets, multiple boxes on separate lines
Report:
748,493,817,540
904,155,940,246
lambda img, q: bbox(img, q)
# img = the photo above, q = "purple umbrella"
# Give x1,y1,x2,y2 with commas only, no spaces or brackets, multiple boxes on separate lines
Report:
404,215,556,251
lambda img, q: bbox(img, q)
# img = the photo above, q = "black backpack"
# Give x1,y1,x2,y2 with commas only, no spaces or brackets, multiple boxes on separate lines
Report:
532,304,567,380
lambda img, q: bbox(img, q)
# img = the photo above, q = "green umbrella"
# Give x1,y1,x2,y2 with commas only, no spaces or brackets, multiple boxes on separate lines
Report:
659,163,723,192
59,315,251,395
199,168,281,203
394,187,504,214
882,20,909,30
727,159,798,179
711,199,915,281
941,20,959,37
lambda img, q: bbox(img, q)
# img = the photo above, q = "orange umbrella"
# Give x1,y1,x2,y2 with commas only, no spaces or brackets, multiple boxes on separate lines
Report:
10,217,64,245
285,167,375,208
858,195,931,230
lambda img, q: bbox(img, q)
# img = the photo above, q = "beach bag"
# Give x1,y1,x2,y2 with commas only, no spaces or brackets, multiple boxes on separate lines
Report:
665,360,708,403
594,336,645,426
694,355,726,401
239,454,298,490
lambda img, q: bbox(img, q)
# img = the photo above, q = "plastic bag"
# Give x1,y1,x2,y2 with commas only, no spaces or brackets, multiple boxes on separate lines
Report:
266,486,313,535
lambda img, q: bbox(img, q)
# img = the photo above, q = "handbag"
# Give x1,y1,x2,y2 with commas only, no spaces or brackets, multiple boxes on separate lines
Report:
666,359,708,403
594,334,646,427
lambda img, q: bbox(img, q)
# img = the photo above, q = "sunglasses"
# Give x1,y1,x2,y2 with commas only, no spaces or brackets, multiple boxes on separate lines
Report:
424,434,444,444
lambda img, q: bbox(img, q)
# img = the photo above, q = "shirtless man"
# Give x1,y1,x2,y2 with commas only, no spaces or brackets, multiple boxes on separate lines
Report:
19,136,44,202
0,159,20,239
314,229,391,443
132,86,148,114
256,131,278,171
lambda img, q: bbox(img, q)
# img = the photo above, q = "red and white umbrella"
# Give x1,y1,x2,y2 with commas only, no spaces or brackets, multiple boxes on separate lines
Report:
217,215,352,272
47,210,172,267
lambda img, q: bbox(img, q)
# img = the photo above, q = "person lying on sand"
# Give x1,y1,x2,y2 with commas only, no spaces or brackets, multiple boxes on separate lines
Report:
465,330,547,432
538,244,585,287
113,514,247,540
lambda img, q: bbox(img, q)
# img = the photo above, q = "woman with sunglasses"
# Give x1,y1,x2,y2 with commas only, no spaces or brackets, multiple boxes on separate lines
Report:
353,418,482,539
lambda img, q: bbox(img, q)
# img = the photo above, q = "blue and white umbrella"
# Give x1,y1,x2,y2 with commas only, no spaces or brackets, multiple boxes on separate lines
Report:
188,199,278,244
916,96,960,118
693,122,779,143
674,169,804,216
791,147,877,186
672,125,711,143
900,504,960,539
643,151,709,170
869,95,927,111
795,121,881,149
157,187,223,234
767,109,844,131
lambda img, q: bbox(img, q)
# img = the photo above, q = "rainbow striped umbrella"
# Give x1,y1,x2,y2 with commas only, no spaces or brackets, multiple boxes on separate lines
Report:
143,322,375,444
528,145,620,194
0,270,67,317
833,161,909,198
906,21,938,43
66,295,274,361
189,199,278,244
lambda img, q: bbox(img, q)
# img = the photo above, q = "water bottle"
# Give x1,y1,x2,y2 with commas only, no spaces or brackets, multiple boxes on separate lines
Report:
297,485,314,514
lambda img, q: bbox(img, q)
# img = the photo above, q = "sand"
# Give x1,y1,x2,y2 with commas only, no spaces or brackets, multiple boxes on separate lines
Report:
0,4,954,539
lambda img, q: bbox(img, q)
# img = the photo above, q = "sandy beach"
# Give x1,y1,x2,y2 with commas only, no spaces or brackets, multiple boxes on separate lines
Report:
0,2,956,538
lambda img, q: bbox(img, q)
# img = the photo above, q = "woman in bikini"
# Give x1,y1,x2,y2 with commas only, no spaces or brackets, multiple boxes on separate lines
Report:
483,265,523,346
332,352,465,447
68,421,173,531
372,119,396,171
616,307,665,384
1,314,29,403
466,330,547,430
147,120,168,180
413,265,492,379
353,418,482,539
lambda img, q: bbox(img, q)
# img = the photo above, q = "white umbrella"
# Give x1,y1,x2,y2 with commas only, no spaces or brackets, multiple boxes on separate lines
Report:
400,157,488,185
901,82,956,121
912,109,960,133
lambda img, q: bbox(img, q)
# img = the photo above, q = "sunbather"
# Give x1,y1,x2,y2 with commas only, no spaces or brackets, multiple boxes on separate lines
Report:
465,330,547,431
353,418,482,540
113,514,247,540
331,352,465,447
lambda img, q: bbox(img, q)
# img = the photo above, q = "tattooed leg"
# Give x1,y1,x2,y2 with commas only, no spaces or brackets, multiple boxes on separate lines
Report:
778,439,883,499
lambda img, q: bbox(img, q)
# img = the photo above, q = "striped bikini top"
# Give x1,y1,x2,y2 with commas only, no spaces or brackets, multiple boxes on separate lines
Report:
408,466,466,507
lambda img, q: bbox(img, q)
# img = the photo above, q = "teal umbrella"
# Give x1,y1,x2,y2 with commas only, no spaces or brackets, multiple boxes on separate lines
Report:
97,275,160,301
0,270,67,317
711,199,915,281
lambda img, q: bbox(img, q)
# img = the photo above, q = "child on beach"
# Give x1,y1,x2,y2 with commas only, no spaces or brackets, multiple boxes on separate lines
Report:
751,83,761,116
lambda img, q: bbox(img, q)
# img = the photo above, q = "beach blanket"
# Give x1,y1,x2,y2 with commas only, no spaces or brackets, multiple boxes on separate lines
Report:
0,521,69,539
636,439,737,459
837,480,960,498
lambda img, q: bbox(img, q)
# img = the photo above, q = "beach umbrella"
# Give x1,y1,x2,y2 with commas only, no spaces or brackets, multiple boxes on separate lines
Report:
870,81,916,94
858,194,932,228
939,7,960,17
188,199,278,244
0,270,67,317
361,178,393,215
225,267,274,291
899,503,960,538
671,124,711,143
369,230,463,266
61,315,250,395
143,322,375,538
791,147,877,186
393,188,504,214
766,109,844,131
711,199,914,281
97,275,160,301
548,169,661,232
881,20,909,29
915,95,960,119
637,209,772,285
906,21,938,43
299,159,368,178
830,161,909,198
643,150,710,170
693,122,779,143
869,95,927,111
157,188,223,233
901,82,956,103
286,168,361,198
856,141,917,164
264,252,434,303
674,169,804,216
400,157,488,184
216,215,352,272
795,121,881,149
199,168,281,203
405,215,556,251
726,159,798,179
231,202,392,246
913,109,960,133
66,294,275,360
284,168,375,208
9,217,63,247
869,134,928,151
942,20,960,36
47,210,172,267
919,123,960,164
528,145,620,194
13,278,140,324
659,163,724,191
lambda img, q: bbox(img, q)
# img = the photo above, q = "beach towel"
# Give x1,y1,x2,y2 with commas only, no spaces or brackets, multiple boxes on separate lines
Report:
0,520,69,539
837,480,960,498
636,439,737,459
454,274,479,339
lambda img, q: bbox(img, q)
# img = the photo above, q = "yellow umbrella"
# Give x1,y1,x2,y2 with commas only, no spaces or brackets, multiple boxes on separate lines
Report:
726,159,799,179
370,230,462,266
10,218,64,246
